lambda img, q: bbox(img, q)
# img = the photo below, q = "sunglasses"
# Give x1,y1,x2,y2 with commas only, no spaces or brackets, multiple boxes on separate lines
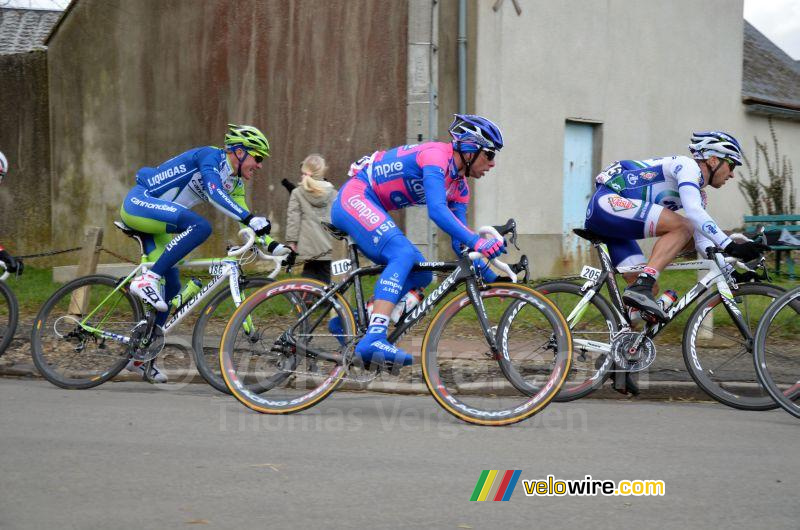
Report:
483,149,497,161
246,150,264,163
724,158,736,171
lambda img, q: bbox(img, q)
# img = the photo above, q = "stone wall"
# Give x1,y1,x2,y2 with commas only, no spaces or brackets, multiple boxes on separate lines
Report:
46,0,408,262
0,50,51,259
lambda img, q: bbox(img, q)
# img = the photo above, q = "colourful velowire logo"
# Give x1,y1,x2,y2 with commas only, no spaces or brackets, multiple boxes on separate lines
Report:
470,470,522,501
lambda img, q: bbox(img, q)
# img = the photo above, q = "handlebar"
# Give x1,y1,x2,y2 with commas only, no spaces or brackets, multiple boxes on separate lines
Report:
253,244,291,279
471,219,523,283
228,228,257,257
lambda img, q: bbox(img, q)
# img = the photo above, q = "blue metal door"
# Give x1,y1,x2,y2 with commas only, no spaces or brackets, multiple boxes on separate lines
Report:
562,122,595,235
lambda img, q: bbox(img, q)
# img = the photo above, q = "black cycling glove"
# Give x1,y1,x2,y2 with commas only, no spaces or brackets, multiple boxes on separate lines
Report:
724,240,770,262
0,248,21,274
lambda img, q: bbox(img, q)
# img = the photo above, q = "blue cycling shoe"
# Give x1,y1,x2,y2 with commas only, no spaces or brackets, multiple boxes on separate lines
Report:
355,336,412,369
328,316,345,345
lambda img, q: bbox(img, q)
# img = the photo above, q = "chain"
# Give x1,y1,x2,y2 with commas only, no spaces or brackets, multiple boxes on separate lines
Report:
100,247,139,264
17,247,84,259
287,249,332,269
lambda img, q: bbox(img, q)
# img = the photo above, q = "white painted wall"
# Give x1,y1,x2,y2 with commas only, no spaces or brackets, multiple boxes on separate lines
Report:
469,0,800,274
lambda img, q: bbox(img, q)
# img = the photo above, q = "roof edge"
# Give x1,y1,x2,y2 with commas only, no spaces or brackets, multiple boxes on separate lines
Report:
742,95,800,112
44,0,78,46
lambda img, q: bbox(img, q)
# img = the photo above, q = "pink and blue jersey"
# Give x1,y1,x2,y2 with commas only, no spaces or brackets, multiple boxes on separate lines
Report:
341,142,477,249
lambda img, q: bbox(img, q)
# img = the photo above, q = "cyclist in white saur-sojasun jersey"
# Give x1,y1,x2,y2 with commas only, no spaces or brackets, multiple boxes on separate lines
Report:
584,131,768,321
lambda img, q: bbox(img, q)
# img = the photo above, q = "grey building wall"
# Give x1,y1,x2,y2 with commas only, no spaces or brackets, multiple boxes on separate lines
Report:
471,0,800,276
0,50,51,257
46,0,408,261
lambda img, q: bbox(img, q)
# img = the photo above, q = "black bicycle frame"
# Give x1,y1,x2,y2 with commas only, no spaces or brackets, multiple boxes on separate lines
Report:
288,241,500,357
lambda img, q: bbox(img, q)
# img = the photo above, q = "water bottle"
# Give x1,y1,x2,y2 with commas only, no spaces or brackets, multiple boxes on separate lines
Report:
170,277,202,310
365,288,425,324
390,288,424,323
657,289,678,312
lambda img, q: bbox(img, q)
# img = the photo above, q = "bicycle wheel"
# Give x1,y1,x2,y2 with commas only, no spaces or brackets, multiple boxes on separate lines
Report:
192,276,273,394
683,282,784,410
31,275,143,389
0,280,19,357
220,278,356,414
534,281,618,401
422,283,572,426
754,287,800,419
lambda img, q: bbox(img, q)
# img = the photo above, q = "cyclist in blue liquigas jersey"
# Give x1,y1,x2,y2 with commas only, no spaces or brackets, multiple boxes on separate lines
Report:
0,151,24,276
330,114,506,368
120,124,289,381
584,131,768,321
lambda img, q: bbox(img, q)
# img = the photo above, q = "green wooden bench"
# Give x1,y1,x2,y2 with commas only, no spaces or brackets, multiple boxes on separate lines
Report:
744,214,800,279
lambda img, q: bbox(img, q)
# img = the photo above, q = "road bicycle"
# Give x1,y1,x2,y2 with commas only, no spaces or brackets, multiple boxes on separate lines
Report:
0,263,20,357
753,285,800,418
31,222,284,391
218,220,573,426
531,228,783,410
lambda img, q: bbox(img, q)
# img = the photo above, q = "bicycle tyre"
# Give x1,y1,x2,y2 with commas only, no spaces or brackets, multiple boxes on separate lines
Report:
683,282,784,410
422,282,572,426
192,276,273,394
220,278,356,414
0,280,19,357
31,275,143,389
754,286,800,419
533,281,618,401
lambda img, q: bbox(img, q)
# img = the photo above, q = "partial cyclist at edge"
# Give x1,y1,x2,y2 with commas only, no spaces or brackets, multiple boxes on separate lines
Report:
120,124,289,382
329,114,507,368
584,131,768,321
0,151,24,277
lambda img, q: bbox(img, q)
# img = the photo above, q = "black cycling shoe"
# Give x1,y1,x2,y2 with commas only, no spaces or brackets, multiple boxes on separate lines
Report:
623,274,667,322
611,371,640,396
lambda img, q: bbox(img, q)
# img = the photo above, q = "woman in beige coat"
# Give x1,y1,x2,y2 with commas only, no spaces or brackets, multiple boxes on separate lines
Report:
285,154,336,283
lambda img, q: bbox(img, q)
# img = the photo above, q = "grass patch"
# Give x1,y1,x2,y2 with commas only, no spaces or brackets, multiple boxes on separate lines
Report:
7,265,799,327
4,267,61,316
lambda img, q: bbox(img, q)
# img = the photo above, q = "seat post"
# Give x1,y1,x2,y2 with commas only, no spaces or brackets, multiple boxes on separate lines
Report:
348,242,360,269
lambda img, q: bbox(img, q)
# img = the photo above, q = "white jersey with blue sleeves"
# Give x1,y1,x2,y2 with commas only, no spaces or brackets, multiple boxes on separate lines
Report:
597,155,731,250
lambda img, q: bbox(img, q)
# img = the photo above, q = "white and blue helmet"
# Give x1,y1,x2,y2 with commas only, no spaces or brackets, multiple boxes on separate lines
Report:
689,131,743,166
449,114,504,153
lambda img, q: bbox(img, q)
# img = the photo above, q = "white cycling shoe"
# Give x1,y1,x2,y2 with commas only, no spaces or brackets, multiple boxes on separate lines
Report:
130,270,168,312
126,359,168,383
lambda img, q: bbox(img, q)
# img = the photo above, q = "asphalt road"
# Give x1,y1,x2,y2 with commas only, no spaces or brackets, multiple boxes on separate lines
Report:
1,378,798,529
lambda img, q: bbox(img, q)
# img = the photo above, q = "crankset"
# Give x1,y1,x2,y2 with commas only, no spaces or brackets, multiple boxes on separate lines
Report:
128,320,165,362
610,331,656,372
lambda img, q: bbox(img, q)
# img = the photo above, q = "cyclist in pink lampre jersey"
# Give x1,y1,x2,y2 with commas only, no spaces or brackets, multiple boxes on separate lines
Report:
331,114,505,368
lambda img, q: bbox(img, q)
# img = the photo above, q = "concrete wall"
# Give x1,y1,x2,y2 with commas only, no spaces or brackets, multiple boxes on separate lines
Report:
0,50,51,258
47,0,408,262
471,0,800,276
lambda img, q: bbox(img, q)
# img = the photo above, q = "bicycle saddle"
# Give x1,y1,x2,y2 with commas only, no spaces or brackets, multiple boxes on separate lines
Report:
321,222,348,241
572,228,606,244
114,220,148,256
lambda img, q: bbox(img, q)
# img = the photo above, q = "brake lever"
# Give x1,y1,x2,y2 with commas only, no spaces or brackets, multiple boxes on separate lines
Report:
511,254,530,283
492,218,519,250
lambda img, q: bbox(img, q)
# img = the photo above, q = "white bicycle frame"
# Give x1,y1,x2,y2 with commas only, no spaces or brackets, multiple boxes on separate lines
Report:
81,228,286,345
567,246,749,355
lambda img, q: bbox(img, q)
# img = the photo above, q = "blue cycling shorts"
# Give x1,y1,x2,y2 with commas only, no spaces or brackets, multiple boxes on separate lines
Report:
584,187,664,267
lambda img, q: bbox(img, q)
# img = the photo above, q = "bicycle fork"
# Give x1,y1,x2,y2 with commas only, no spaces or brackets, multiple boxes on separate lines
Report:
465,279,500,358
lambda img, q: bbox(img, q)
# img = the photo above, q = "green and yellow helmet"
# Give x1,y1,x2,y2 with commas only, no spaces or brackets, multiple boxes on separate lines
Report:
224,124,270,159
